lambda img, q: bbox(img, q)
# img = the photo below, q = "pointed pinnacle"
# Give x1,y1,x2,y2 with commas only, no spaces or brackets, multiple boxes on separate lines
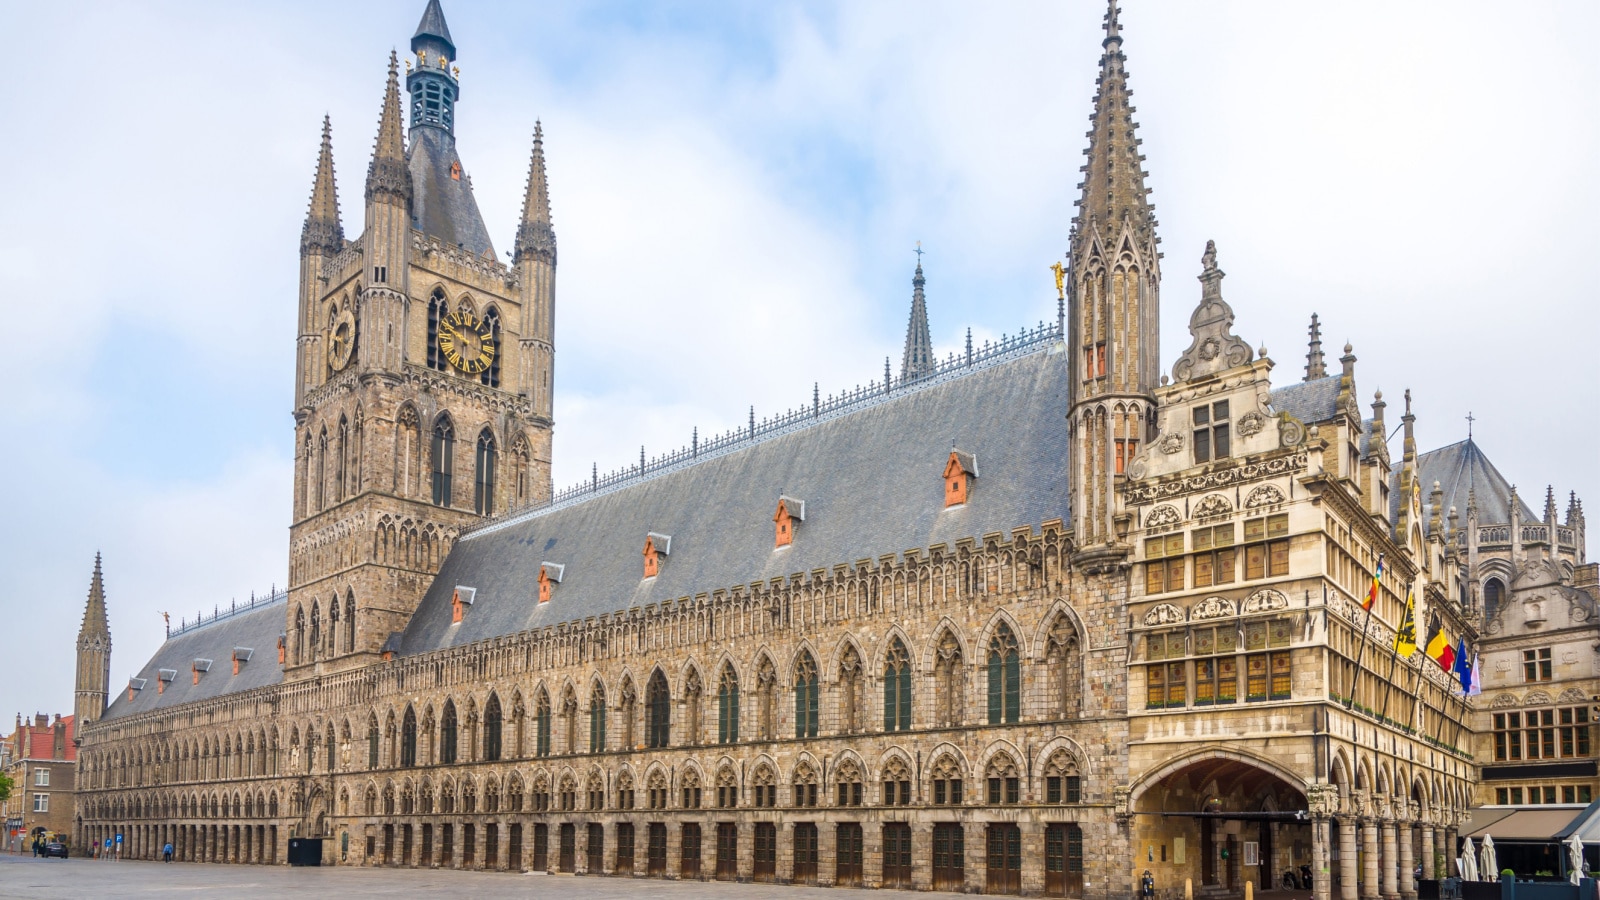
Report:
301,115,344,255
365,51,411,204
514,121,557,265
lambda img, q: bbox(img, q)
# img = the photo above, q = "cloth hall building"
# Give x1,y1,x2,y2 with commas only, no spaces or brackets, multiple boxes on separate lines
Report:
70,3,1595,898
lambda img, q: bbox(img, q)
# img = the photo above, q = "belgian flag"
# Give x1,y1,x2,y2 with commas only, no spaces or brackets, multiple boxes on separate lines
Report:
1425,616,1455,673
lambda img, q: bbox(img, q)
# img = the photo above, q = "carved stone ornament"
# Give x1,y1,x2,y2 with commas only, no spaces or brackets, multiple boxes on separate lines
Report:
1306,784,1337,817
1279,418,1306,448
1559,688,1588,704
1237,411,1266,436
1243,589,1289,613
1490,693,1518,709
1143,603,1185,626
1127,457,1148,481
1113,785,1133,825
1245,484,1286,509
1159,432,1185,454
1171,241,1255,383
1525,690,1552,706
1191,596,1238,620
1193,493,1233,518
1123,453,1308,505
1145,505,1182,529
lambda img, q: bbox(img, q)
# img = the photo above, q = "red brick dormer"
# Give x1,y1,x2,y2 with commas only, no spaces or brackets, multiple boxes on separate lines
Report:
943,449,978,507
643,533,671,578
538,562,564,604
774,496,805,548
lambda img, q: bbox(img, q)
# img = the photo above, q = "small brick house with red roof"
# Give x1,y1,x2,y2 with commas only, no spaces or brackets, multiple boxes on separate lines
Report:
2,713,76,851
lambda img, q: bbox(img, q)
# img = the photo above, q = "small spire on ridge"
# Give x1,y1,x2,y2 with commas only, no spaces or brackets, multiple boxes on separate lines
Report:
901,245,933,382
365,52,411,205
1304,313,1326,381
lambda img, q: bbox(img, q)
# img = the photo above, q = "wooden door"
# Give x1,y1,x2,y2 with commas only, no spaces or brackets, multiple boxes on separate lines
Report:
754,822,776,881
587,823,603,873
615,823,634,874
647,823,666,875
932,823,965,892
558,823,575,873
793,823,818,883
836,823,863,886
681,823,701,879
532,823,547,871
882,823,913,888
1045,823,1084,897
716,823,738,880
508,824,522,871
986,823,1022,894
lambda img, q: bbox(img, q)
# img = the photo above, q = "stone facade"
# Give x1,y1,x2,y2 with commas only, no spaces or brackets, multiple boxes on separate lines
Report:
68,3,1592,900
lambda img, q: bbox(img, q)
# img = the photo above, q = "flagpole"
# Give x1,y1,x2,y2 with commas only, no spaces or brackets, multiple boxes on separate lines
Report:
1346,554,1384,711
1379,588,1417,724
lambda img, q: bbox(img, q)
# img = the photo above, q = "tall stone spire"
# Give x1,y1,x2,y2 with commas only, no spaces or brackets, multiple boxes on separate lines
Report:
901,251,933,382
1066,0,1162,551
1304,313,1327,381
366,52,411,205
300,115,344,257
74,554,112,737
515,121,556,265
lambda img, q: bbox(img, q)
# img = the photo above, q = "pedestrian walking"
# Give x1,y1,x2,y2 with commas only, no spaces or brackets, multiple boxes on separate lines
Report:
163,841,173,862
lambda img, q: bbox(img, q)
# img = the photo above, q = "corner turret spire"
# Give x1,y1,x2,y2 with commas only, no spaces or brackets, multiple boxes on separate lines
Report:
412,0,455,59
74,553,111,737
1304,313,1326,381
365,52,411,205
300,116,344,256
515,122,556,265
901,247,933,382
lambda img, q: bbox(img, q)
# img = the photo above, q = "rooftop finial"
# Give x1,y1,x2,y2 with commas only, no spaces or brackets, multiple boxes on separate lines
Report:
1304,312,1326,381
1104,0,1122,44
301,116,344,256
1466,410,1475,440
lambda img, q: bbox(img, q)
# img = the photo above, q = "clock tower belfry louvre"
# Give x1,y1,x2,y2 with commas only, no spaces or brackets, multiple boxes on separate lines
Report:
288,0,555,677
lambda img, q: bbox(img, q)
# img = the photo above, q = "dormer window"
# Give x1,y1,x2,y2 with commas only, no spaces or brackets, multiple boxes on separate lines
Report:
943,450,978,508
232,648,254,676
539,563,564,604
643,533,671,578
774,497,805,548
156,669,176,694
450,160,462,181
1192,400,1231,464
127,677,147,702
192,659,212,685
451,586,477,624
277,634,287,665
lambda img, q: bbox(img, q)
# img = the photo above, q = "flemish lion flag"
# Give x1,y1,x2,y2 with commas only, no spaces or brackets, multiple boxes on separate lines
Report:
1364,553,1385,611
1394,589,1417,656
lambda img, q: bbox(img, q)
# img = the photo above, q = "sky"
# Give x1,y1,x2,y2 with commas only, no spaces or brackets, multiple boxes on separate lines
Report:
1,0,1595,726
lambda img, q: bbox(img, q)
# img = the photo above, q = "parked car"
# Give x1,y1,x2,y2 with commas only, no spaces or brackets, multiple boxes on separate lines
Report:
42,841,68,858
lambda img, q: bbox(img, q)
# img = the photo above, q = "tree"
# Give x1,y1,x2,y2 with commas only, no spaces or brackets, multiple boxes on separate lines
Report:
0,771,12,804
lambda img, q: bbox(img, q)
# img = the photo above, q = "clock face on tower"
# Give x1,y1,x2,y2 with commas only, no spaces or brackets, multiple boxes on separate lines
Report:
329,309,357,371
438,310,497,375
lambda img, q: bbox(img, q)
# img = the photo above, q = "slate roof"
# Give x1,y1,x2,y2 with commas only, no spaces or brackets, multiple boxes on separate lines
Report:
1268,375,1341,425
409,127,496,259
399,343,1073,654
1416,439,1538,530
101,595,286,722
412,0,454,55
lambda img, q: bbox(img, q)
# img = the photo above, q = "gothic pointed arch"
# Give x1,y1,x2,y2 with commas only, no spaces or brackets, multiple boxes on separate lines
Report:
430,412,455,507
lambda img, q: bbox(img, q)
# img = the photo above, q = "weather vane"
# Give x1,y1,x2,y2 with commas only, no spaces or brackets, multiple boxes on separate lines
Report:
914,241,924,264
1466,410,1475,440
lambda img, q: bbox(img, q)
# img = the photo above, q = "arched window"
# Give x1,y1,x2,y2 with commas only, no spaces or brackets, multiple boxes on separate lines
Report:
985,753,1020,805
335,416,348,502
400,707,417,768
619,679,637,749
344,592,356,654
474,430,497,516
561,687,579,754
794,652,819,738
839,645,863,734
988,623,1021,724
431,417,454,507
483,694,502,762
683,668,703,746
1484,577,1505,618
327,598,340,656
326,728,336,773
367,716,380,769
479,307,501,388
426,289,448,371
316,427,328,510
511,436,531,508
884,638,912,732
717,665,740,745
308,602,321,661
1046,616,1082,719
934,631,963,727
589,684,607,753
439,701,458,764
646,670,671,749
395,406,420,497
835,759,864,807
534,690,551,757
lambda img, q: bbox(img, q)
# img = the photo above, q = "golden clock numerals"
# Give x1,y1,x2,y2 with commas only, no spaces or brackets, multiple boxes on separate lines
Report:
437,310,495,375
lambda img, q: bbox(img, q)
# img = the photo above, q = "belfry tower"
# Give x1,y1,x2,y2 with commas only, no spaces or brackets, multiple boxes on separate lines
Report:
74,554,112,738
285,0,556,677
1066,1,1161,558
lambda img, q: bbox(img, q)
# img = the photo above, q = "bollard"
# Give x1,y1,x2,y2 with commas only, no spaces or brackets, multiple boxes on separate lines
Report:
1185,877,1193,900
1245,880,1254,900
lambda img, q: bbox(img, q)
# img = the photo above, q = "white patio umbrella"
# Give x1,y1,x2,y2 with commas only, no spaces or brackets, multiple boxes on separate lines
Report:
1568,832,1586,886
1480,835,1497,881
1460,837,1478,881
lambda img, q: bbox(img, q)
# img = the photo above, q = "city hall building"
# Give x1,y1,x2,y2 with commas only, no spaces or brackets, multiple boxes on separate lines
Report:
69,2,1594,898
